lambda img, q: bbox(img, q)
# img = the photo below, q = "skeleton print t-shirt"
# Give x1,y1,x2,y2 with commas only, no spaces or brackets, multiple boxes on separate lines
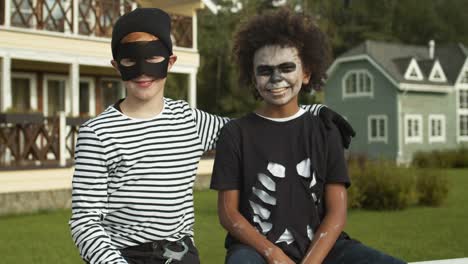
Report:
210,111,350,262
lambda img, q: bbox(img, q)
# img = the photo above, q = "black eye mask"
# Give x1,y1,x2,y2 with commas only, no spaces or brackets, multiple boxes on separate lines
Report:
115,40,170,81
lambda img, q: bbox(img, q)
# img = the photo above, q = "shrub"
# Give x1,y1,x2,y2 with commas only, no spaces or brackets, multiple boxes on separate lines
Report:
453,147,468,168
416,169,449,206
347,160,365,209
412,148,468,168
347,158,416,210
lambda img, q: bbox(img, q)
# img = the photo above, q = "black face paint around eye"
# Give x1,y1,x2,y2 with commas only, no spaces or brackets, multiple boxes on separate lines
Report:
256,62,297,77
115,40,171,81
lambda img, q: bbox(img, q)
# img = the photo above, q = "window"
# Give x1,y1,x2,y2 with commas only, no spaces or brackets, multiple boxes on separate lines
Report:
461,115,468,137
405,115,423,143
12,78,30,112
460,90,468,109
47,80,66,115
343,70,373,98
461,70,468,84
428,115,445,143
404,59,424,81
43,75,69,116
428,61,447,83
409,69,418,78
11,73,37,112
368,115,387,143
11,0,35,28
79,77,96,116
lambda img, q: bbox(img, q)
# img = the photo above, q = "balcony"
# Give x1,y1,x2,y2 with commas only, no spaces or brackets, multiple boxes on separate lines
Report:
0,0,194,48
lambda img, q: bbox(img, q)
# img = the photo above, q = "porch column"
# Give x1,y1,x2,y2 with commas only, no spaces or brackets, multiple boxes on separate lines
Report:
192,11,198,50
188,70,197,108
4,0,11,27
73,0,79,35
70,62,80,116
1,55,12,111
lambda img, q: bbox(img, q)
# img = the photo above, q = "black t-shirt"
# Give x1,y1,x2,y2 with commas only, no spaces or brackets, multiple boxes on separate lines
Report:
210,112,350,262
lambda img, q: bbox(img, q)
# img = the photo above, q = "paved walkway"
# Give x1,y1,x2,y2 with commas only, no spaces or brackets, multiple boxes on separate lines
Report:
410,258,468,264
0,159,214,193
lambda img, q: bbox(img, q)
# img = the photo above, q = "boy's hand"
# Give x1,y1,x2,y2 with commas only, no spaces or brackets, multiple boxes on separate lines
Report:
318,106,356,149
266,247,295,264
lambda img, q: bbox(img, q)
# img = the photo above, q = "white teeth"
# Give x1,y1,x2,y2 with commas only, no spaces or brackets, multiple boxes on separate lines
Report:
268,88,287,93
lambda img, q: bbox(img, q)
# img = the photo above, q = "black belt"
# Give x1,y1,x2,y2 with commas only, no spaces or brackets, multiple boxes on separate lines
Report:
121,236,192,263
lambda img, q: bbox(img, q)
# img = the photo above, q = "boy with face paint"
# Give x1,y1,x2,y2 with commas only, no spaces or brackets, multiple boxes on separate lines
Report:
69,7,356,264
210,9,406,264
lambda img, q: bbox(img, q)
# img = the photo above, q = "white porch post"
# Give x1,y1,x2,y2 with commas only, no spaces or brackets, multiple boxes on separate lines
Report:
4,0,11,27
1,55,12,111
192,11,198,50
188,70,197,108
70,62,80,116
73,0,79,35
58,111,66,167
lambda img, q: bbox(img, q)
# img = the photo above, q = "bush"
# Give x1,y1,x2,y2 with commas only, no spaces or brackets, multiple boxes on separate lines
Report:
412,148,468,168
347,158,416,210
416,170,449,206
347,161,365,209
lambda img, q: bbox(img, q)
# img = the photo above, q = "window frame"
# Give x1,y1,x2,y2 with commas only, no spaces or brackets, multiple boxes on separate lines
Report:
79,77,96,116
368,115,388,143
342,69,374,99
42,74,70,116
428,114,446,143
405,114,423,144
11,72,37,111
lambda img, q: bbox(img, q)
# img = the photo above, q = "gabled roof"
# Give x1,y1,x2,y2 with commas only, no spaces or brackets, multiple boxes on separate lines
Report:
434,43,467,84
417,59,436,78
334,40,467,86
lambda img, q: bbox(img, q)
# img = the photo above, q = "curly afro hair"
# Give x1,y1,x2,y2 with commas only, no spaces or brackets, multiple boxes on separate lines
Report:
232,8,332,97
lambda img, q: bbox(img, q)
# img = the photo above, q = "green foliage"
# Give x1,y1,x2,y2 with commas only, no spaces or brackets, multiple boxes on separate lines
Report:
416,169,449,206
412,148,468,168
346,159,366,209
348,159,416,210
165,73,188,101
347,156,451,210
196,0,468,117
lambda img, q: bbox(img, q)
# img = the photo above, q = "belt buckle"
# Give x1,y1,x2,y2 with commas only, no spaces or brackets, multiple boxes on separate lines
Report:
162,240,189,262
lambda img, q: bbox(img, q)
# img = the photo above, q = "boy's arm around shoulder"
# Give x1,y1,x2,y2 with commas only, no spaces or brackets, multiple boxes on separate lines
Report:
301,104,356,149
69,125,128,264
190,107,231,152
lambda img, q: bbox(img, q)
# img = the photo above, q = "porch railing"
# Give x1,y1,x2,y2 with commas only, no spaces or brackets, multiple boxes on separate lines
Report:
0,112,86,170
0,0,193,48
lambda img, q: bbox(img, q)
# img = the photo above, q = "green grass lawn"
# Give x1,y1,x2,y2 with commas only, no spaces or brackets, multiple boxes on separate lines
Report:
0,169,467,263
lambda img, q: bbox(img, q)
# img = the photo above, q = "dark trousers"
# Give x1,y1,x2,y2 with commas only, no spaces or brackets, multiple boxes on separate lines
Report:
120,237,200,264
226,239,407,264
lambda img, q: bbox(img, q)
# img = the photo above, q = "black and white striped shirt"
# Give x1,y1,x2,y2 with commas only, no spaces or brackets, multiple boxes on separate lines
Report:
69,98,229,263
69,98,322,264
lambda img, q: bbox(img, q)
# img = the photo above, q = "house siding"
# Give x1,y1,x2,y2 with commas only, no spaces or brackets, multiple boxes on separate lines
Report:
398,90,458,163
325,60,398,160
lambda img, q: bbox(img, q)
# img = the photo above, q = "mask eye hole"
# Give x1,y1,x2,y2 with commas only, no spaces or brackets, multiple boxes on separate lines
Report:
146,56,165,63
120,58,136,67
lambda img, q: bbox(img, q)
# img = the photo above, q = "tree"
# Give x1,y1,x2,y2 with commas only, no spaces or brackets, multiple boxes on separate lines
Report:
195,0,468,116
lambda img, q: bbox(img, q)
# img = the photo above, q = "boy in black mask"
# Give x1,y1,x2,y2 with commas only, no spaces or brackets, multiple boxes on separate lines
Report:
69,8,354,264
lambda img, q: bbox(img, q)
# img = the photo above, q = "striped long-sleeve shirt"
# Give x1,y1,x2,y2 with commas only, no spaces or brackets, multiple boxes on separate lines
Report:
69,98,323,264
69,98,229,264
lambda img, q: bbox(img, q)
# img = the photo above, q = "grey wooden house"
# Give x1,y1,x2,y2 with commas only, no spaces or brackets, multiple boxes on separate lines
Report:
325,40,468,163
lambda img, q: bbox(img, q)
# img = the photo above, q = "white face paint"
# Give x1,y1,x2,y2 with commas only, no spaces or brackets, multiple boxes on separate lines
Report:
253,45,309,106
